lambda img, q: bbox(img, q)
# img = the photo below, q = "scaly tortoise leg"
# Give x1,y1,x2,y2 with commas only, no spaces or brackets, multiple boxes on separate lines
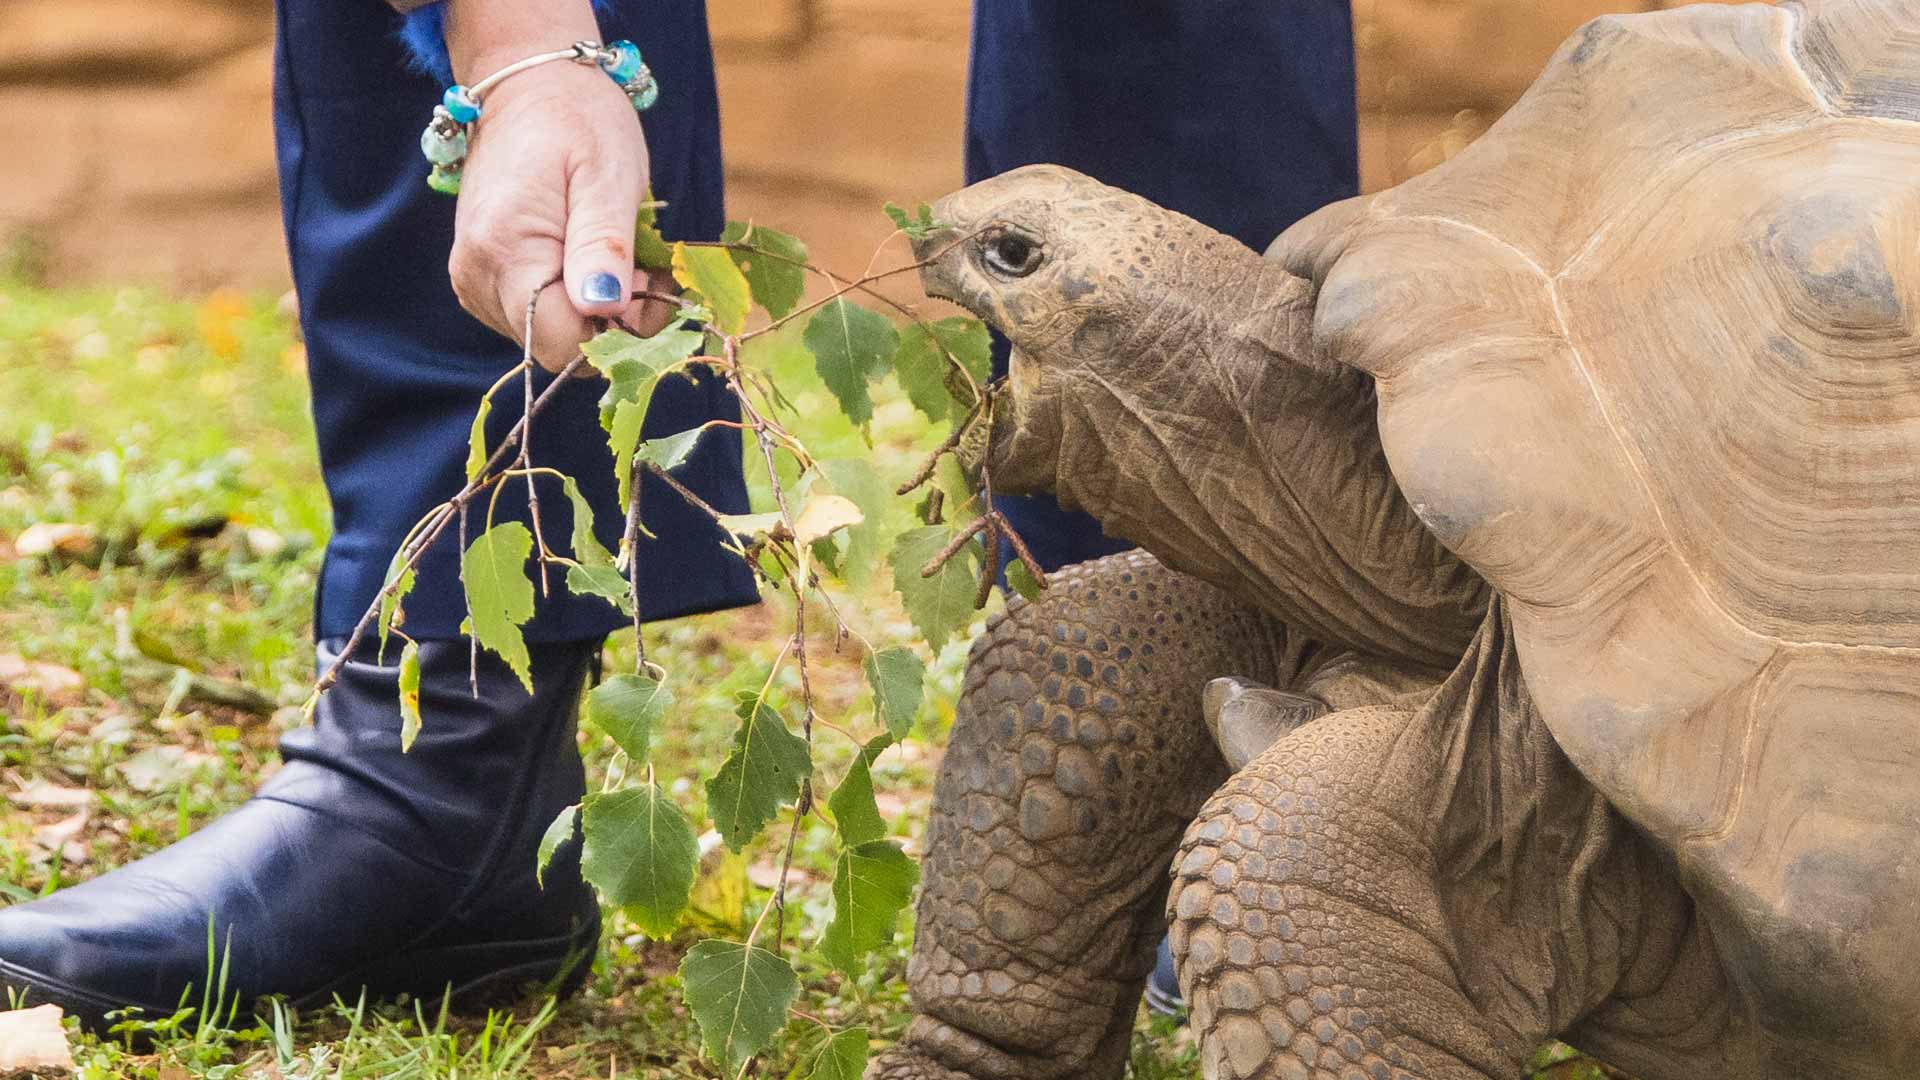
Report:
1169,605,1727,1080
871,550,1321,1080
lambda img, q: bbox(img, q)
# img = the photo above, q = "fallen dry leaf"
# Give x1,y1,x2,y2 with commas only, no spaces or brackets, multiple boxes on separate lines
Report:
31,809,90,856
0,654,86,705
0,1004,75,1077
6,775,95,811
13,522,99,559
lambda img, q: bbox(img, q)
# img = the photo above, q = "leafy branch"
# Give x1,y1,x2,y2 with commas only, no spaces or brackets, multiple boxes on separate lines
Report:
306,204,1031,1076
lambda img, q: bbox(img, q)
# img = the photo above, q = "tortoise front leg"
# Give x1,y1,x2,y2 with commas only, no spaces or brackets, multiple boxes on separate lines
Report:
871,551,1319,1080
1170,605,1733,1080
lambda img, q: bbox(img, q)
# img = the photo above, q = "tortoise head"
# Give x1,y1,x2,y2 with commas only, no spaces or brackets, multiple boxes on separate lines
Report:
915,165,1487,668
914,165,1233,493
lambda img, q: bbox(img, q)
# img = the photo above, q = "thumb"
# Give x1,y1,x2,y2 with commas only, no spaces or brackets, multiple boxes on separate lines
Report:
563,155,644,318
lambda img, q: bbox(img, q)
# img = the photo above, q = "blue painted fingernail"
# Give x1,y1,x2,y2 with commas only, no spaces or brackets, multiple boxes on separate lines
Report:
582,272,623,304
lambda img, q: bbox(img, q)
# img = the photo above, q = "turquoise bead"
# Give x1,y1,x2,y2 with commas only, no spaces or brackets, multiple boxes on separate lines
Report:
442,85,480,124
427,165,462,196
627,72,659,111
419,125,468,166
603,41,643,83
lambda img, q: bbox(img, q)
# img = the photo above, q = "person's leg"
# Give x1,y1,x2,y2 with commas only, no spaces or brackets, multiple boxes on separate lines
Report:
964,1,1361,574
0,0,752,1029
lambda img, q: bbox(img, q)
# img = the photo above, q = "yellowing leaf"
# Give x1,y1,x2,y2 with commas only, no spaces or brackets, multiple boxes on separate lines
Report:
397,640,422,752
791,494,863,547
672,243,751,335
634,195,674,271
465,394,492,481
720,221,809,320
377,547,416,662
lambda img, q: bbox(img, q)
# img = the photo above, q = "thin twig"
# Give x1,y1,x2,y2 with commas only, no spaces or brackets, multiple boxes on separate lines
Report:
624,454,647,673
312,352,589,697
518,295,551,597
896,399,983,497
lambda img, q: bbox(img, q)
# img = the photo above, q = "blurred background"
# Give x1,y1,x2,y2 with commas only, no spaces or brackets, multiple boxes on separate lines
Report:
0,0,1746,296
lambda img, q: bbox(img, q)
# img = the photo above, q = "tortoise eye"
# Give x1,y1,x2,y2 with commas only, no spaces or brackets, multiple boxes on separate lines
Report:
981,229,1043,277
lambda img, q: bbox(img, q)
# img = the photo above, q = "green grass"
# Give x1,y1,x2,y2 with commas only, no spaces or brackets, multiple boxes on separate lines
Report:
0,282,1615,1079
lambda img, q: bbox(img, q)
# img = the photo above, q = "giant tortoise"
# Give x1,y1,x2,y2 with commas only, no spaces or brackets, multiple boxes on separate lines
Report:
874,1,1920,1077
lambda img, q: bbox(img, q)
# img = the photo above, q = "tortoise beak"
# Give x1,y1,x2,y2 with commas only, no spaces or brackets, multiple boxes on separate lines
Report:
911,224,963,304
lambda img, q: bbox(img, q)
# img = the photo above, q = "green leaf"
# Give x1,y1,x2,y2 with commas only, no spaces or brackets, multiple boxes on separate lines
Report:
465,394,492,481
559,475,615,568
567,563,633,612
609,398,647,511
397,639,422,752
557,476,633,613
535,804,577,888
461,522,536,692
587,673,672,763
716,510,786,541
672,243,751,336
1005,559,1044,602
815,458,887,587
720,221,809,320
934,454,979,520
802,1028,869,1080
377,547,415,661
827,735,892,847
864,647,925,741
893,318,992,422
890,524,983,649
884,201,941,242
634,196,674,271
638,426,707,474
680,940,800,1072
820,840,919,973
581,784,698,937
584,327,705,508
705,692,812,852
803,298,898,426
584,326,705,435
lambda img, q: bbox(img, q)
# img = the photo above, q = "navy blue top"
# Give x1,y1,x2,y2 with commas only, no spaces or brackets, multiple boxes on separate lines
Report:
966,1,1361,569
272,0,755,642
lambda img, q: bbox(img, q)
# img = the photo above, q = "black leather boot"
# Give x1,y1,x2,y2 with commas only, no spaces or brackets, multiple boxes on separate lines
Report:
0,638,601,1032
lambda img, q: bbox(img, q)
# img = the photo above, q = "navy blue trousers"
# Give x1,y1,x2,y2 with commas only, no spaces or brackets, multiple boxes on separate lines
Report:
272,0,755,643
966,1,1361,570
271,1,1357,639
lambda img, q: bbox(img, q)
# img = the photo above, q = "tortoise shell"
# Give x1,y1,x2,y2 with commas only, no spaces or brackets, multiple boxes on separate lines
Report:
1280,0,1920,1043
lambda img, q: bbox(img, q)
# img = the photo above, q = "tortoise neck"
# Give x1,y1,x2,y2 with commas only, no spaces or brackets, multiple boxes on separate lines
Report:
1049,253,1488,668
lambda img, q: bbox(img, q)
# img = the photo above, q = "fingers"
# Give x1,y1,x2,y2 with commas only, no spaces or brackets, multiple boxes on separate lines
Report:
563,141,649,320
498,262,590,372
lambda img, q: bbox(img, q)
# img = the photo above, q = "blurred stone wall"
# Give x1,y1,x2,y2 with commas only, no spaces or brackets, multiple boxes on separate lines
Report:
0,0,1757,293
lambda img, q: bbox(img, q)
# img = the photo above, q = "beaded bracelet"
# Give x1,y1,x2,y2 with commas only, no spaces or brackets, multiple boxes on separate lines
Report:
419,40,659,195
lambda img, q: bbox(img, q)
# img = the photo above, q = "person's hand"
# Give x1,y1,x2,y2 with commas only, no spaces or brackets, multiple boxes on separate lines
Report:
444,1,673,371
